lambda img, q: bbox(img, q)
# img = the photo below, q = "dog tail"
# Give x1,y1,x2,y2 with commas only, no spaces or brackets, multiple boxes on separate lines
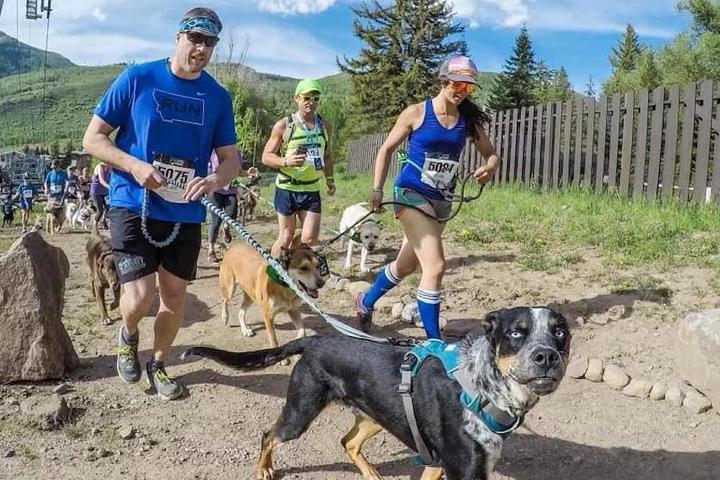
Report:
181,338,308,370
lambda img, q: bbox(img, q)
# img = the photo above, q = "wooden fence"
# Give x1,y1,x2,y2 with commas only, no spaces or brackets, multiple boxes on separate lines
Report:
346,79,720,204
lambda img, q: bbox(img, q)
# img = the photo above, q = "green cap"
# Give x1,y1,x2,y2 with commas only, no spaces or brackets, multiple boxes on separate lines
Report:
295,79,323,95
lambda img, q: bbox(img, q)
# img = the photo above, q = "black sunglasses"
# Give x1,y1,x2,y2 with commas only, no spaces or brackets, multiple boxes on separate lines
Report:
185,32,219,48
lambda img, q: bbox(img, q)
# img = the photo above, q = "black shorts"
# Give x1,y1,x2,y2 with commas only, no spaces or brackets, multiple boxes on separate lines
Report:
107,207,201,284
274,187,321,216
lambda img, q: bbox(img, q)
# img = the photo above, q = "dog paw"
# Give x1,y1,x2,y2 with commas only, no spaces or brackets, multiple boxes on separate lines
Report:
241,326,255,337
256,467,275,480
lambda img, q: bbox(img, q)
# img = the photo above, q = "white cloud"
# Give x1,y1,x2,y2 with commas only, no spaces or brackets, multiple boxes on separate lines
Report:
451,0,681,38
231,23,339,77
90,7,107,22
257,0,336,15
451,0,528,28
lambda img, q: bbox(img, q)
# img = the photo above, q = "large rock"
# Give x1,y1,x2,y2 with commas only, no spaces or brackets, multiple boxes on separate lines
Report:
676,310,720,408
0,232,77,382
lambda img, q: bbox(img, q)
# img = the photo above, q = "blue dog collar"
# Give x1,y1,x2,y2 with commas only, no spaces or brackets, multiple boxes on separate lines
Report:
178,16,221,37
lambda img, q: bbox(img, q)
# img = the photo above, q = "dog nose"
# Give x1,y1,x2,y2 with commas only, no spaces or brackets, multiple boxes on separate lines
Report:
367,243,375,251
531,348,560,369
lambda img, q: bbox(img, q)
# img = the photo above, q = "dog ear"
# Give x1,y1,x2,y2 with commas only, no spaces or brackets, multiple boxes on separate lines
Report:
480,309,502,335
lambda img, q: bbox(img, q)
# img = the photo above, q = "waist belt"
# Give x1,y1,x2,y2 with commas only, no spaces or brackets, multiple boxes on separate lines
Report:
278,172,320,186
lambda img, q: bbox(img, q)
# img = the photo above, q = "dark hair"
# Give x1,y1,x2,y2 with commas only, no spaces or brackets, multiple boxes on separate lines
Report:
181,7,222,31
459,98,491,140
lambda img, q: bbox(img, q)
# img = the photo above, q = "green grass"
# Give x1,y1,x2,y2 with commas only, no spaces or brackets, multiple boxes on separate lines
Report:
310,173,720,270
61,423,82,440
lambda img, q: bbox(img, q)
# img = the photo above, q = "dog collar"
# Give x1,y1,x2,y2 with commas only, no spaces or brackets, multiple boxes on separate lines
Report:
265,264,288,287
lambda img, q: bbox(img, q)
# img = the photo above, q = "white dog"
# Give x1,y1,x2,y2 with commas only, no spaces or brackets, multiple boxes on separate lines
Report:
73,202,94,230
339,202,382,273
65,201,79,227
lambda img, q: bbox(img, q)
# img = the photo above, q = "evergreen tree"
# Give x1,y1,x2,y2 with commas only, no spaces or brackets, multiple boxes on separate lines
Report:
339,0,467,135
609,24,643,72
584,75,597,98
549,67,572,101
680,0,720,35
50,140,60,159
489,25,537,110
64,140,74,158
533,59,553,103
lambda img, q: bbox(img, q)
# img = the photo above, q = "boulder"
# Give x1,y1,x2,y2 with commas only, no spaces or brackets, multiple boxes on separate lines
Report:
20,394,70,429
566,356,588,379
0,232,77,382
676,310,720,408
602,364,630,390
585,358,604,382
622,378,653,398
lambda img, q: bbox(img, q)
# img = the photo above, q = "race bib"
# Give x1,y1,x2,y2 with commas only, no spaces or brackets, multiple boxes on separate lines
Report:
50,184,62,194
23,190,33,199
421,152,459,191
152,155,196,204
303,143,324,171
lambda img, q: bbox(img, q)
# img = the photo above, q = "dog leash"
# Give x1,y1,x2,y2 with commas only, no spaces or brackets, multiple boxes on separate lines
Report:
201,196,400,344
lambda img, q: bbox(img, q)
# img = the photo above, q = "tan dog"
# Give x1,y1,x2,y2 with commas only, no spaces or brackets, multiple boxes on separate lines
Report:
45,198,65,235
219,241,326,351
85,234,120,325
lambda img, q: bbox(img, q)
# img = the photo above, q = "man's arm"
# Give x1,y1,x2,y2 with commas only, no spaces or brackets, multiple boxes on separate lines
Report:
262,119,304,169
82,115,164,189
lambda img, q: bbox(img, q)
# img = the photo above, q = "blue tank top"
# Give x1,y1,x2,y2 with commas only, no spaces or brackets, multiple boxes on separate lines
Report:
395,99,466,200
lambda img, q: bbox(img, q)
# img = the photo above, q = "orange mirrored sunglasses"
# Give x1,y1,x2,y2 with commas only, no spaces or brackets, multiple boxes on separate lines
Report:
448,81,476,94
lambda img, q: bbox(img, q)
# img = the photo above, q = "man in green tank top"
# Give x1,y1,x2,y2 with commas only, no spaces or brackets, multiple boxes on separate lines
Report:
262,78,335,255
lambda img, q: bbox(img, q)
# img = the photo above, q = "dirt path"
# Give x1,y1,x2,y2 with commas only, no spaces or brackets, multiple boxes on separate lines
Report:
1,212,719,480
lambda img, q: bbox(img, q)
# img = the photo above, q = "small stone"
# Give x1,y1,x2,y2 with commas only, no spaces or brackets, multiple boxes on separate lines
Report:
575,316,586,326
99,448,112,458
391,303,404,319
91,427,101,435
117,425,135,440
3,397,19,406
666,387,685,407
85,452,98,462
566,357,588,379
622,378,653,398
333,278,349,291
2,450,15,458
650,382,667,401
345,280,370,295
683,389,712,414
52,383,74,395
401,303,419,323
585,358,604,382
602,364,630,390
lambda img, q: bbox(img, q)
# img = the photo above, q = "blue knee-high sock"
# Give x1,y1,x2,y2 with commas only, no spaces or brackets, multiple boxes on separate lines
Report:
362,264,401,310
416,288,442,339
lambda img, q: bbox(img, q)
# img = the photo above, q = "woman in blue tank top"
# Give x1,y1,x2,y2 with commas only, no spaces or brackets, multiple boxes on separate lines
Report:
355,55,500,338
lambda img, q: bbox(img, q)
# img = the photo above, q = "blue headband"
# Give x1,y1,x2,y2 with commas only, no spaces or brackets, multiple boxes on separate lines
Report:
178,16,221,37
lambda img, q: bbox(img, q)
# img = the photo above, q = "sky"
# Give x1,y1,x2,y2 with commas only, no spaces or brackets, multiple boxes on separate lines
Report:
0,0,692,91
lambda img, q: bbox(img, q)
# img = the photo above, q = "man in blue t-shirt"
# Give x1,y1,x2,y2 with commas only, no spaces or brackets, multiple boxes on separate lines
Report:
82,7,250,401
15,173,37,232
44,160,68,200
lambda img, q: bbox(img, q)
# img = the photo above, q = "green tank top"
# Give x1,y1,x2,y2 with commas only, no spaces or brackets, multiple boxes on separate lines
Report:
276,113,327,192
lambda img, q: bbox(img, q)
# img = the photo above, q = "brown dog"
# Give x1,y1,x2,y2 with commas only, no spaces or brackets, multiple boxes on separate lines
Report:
219,241,326,351
45,198,65,235
237,186,259,225
85,234,120,325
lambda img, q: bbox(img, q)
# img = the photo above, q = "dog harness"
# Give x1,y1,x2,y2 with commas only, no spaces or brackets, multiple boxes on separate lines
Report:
399,339,524,466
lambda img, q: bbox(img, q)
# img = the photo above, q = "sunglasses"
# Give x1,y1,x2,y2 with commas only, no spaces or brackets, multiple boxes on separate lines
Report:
299,95,321,103
185,32,219,48
448,81,476,94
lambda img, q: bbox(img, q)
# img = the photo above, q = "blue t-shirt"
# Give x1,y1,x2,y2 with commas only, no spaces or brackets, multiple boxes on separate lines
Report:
16,183,36,207
45,170,68,198
94,58,237,223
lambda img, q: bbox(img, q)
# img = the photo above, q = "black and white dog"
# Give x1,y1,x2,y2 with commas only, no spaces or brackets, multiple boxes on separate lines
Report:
1,200,14,227
340,202,382,272
183,306,570,480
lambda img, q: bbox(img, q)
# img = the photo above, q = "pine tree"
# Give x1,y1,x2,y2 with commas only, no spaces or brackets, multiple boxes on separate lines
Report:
609,24,643,72
549,67,572,101
533,59,553,103
680,0,720,35
489,25,537,110
339,0,467,135
584,75,597,98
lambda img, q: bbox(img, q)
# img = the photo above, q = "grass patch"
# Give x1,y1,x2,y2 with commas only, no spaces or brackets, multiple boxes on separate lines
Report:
62,423,82,439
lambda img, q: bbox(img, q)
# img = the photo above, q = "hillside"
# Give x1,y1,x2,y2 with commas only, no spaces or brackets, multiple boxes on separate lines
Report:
0,31,73,78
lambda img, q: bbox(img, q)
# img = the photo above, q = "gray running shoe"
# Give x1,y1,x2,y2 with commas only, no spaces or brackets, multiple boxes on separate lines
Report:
354,291,374,333
146,362,184,401
116,327,141,383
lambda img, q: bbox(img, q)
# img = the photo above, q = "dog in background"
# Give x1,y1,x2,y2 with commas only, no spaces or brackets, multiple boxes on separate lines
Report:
45,198,65,235
2,200,14,227
71,199,94,230
65,201,79,228
183,306,571,480
237,185,260,225
85,234,120,325
340,202,382,273
218,240,326,351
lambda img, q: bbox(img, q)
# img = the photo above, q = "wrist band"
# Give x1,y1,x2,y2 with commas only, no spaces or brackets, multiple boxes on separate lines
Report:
372,188,383,193
326,176,334,181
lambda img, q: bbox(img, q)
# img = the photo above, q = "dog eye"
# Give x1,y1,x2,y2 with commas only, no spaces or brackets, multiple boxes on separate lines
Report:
554,329,566,339
508,330,524,339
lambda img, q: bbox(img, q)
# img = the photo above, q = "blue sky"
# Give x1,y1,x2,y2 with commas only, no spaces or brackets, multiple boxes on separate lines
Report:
0,0,691,90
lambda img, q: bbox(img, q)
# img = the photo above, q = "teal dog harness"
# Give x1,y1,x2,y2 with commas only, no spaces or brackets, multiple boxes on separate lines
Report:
398,339,524,466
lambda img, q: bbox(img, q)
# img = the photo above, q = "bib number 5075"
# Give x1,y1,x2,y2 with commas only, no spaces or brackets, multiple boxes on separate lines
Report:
157,165,189,188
